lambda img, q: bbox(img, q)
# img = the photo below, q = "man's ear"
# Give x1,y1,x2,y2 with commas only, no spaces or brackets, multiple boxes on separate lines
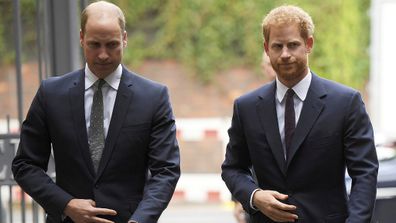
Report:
306,36,314,53
123,31,127,48
264,42,269,54
80,29,84,47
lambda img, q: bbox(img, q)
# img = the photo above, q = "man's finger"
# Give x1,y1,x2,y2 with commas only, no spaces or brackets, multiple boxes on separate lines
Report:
91,215,115,223
268,208,298,222
88,199,96,207
273,199,297,211
93,207,117,216
272,191,289,201
270,192,297,211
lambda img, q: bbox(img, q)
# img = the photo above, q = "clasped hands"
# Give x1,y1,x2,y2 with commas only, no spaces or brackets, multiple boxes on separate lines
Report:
253,190,299,222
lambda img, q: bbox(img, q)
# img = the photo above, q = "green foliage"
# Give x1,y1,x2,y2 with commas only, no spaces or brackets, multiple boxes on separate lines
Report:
297,0,371,89
0,18,5,64
114,0,274,83
1,0,371,89
108,0,370,88
0,0,37,65
0,0,14,65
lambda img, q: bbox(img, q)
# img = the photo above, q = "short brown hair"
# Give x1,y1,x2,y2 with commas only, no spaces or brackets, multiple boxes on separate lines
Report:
262,5,314,43
80,1,126,34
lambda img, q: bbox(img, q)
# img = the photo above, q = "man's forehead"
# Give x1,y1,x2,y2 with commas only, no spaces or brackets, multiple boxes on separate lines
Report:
268,24,302,39
269,22,300,32
85,2,121,27
86,1,120,16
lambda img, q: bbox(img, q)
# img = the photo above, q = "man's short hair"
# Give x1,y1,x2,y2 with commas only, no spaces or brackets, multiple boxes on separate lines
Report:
262,5,314,43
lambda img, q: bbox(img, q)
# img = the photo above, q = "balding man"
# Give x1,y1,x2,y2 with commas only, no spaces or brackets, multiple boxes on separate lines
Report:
12,1,180,222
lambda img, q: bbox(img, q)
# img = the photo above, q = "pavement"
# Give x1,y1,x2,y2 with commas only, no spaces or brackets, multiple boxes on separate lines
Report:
159,202,236,223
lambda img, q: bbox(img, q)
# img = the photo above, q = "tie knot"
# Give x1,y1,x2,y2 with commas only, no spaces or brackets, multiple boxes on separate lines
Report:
96,79,106,89
286,88,295,98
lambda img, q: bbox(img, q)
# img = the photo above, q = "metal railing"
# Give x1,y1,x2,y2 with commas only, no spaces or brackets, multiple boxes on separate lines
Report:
0,131,57,223
2,0,85,220
0,133,46,223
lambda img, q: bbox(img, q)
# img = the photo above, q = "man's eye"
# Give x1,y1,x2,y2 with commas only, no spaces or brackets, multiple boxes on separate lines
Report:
107,42,119,49
272,44,282,50
88,43,100,48
288,42,299,49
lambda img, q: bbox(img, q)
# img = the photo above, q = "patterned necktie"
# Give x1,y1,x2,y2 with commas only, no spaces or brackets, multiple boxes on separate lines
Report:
88,79,105,172
284,88,295,158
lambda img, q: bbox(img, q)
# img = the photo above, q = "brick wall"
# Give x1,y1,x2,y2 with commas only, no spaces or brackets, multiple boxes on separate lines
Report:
0,60,267,174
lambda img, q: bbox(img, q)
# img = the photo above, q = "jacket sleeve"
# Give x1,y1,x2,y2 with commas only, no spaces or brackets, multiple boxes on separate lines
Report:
221,100,259,214
344,91,378,223
12,81,73,218
130,86,180,223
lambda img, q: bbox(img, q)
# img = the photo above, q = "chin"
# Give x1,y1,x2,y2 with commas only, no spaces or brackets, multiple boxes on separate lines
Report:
95,67,114,75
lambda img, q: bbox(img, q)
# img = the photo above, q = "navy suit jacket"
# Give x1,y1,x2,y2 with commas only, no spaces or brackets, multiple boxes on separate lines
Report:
12,67,180,223
222,73,378,223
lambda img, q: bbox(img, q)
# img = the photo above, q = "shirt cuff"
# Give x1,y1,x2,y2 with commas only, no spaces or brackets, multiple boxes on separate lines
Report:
250,188,261,210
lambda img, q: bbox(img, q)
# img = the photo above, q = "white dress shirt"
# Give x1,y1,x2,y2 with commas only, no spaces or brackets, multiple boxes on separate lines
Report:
275,71,312,159
250,70,312,209
84,64,122,138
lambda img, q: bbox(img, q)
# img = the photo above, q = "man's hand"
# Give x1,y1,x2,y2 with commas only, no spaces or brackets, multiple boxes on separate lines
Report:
64,199,117,223
233,201,247,223
253,190,298,222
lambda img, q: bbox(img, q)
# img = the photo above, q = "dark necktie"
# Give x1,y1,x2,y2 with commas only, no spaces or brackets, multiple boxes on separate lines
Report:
284,88,295,158
88,79,105,172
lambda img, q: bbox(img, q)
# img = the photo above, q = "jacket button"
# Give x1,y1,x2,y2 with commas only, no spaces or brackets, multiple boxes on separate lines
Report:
95,184,99,189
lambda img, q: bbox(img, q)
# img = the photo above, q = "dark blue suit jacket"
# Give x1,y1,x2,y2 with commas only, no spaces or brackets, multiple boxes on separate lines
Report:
222,73,378,223
12,67,180,223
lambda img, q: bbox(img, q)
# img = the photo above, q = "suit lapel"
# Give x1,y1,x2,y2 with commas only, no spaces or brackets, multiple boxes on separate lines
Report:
95,69,134,180
256,82,287,175
286,74,326,168
69,70,96,176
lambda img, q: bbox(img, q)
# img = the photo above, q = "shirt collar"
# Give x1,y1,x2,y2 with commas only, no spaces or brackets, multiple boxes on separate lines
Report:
84,64,122,90
276,70,312,103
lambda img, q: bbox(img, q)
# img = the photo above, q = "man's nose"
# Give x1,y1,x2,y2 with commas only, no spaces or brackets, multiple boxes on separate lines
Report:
98,48,109,60
280,47,291,59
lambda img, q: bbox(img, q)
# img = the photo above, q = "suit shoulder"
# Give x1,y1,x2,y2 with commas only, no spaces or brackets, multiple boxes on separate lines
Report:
43,70,81,85
122,69,170,102
124,69,166,90
316,75,358,95
41,69,83,90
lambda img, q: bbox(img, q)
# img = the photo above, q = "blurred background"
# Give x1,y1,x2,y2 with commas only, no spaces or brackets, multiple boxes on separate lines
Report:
1,0,395,222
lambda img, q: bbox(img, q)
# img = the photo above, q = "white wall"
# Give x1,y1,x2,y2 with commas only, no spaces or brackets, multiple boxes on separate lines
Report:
370,0,396,142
